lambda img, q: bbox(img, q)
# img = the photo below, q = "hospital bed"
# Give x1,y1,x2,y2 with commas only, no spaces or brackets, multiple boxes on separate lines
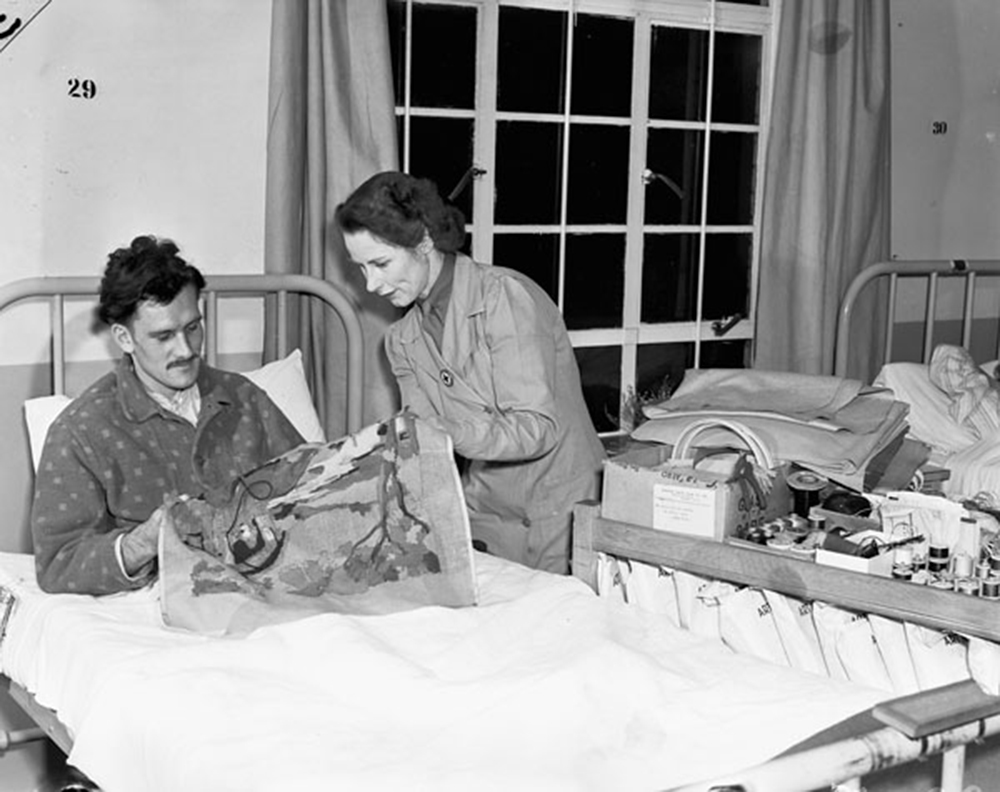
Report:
572,258,1000,791
0,272,990,791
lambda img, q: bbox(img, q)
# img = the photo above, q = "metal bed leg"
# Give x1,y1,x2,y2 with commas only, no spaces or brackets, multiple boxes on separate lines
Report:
939,745,965,792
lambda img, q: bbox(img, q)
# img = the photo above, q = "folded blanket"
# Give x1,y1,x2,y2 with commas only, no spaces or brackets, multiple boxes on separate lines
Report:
643,369,891,431
634,368,912,490
159,413,478,636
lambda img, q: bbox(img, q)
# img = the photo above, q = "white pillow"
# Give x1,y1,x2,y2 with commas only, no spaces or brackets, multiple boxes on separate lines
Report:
24,349,324,472
873,361,977,455
24,394,74,473
242,349,326,443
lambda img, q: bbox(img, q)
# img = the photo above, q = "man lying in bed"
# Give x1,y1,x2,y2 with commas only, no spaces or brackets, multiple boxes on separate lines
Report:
30,235,304,595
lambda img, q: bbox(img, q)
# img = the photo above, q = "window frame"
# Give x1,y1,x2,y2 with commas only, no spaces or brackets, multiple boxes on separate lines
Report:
392,0,777,431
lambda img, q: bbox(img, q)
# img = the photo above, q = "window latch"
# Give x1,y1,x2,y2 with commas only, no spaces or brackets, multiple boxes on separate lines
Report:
711,313,743,337
447,166,487,202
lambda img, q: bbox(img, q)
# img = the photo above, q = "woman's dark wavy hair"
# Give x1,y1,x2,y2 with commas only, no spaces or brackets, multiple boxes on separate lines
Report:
333,171,466,253
97,235,206,326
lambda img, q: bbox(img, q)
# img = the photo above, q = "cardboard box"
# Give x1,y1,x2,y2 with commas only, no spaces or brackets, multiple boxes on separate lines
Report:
601,445,791,540
815,547,893,577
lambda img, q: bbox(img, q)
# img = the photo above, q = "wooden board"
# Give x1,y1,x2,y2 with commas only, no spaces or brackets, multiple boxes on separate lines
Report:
572,502,1000,642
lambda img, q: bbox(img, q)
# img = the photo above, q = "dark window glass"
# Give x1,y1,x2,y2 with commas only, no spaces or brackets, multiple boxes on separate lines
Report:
707,131,757,225
407,117,475,224
492,233,559,301
712,32,762,124
564,234,625,329
641,233,700,323
495,121,563,225
644,128,704,225
636,342,692,402
571,14,634,118
649,26,708,121
498,7,567,114
410,4,477,109
703,233,752,320
701,340,750,368
575,346,622,433
567,125,630,224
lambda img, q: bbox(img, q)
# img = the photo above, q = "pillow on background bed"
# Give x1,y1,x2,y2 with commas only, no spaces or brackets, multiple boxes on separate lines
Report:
874,361,977,455
24,349,325,472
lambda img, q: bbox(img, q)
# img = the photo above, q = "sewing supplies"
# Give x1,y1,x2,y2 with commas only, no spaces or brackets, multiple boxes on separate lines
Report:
980,578,1000,600
787,470,828,517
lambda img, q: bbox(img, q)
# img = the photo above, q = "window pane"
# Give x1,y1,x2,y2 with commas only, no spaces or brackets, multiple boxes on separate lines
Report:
649,26,708,121
644,129,704,225
712,32,762,124
498,7,566,114
574,346,621,433
701,340,750,368
641,233,700,323
567,125,630,224
492,233,559,302
703,234,752,320
707,131,757,225
571,13,634,118
404,117,476,224
495,121,563,225
410,4,477,109
636,342,692,401
564,234,625,329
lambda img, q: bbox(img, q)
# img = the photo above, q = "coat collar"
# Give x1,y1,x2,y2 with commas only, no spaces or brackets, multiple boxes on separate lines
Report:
396,254,486,344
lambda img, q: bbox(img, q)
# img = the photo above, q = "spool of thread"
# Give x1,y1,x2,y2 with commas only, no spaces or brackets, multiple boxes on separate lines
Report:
955,577,979,596
928,558,949,574
929,544,950,560
787,470,827,517
980,577,1000,600
989,554,1000,573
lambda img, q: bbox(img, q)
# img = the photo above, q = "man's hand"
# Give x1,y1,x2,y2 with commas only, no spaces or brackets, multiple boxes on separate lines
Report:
119,501,172,576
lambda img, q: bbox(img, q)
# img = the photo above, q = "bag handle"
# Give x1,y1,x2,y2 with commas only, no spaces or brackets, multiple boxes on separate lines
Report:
669,418,776,471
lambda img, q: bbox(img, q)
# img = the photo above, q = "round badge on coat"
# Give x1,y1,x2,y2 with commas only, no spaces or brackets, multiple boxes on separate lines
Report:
440,369,454,387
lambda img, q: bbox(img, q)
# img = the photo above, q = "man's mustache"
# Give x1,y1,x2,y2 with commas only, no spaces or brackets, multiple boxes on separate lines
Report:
168,355,200,369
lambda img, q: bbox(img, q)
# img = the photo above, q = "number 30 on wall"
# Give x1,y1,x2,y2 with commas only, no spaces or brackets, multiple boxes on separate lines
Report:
67,78,97,99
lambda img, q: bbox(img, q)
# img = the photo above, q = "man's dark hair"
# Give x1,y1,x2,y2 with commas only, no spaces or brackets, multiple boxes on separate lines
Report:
97,235,206,326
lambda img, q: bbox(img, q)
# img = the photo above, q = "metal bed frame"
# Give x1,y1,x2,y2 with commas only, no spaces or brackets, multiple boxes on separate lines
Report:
835,258,1000,378
568,259,1000,791
0,273,366,764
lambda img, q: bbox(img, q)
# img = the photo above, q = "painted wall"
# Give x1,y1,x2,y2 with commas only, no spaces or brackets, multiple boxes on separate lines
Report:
0,1,271,787
887,0,1000,362
890,0,1000,262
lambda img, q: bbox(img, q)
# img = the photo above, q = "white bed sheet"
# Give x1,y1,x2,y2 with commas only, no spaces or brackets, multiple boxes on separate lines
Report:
0,551,886,792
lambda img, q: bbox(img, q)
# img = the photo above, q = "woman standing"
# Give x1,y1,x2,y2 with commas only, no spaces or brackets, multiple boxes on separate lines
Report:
334,172,604,574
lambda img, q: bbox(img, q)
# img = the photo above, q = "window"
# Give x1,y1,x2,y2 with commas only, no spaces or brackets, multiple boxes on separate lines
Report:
388,0,774,433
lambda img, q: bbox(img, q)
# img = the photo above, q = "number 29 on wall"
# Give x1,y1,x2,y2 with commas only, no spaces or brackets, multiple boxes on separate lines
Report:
67,78,97,99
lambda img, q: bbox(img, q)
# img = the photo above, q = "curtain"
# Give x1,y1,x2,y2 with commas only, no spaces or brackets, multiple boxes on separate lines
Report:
264,0,400,440
754,0,890,383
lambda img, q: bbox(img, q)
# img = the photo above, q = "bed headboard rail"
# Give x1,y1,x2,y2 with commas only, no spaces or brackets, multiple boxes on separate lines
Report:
835,259,1000,377
0,274,364,433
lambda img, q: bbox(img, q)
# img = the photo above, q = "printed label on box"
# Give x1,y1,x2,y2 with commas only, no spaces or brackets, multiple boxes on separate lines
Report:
653,482,717,536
